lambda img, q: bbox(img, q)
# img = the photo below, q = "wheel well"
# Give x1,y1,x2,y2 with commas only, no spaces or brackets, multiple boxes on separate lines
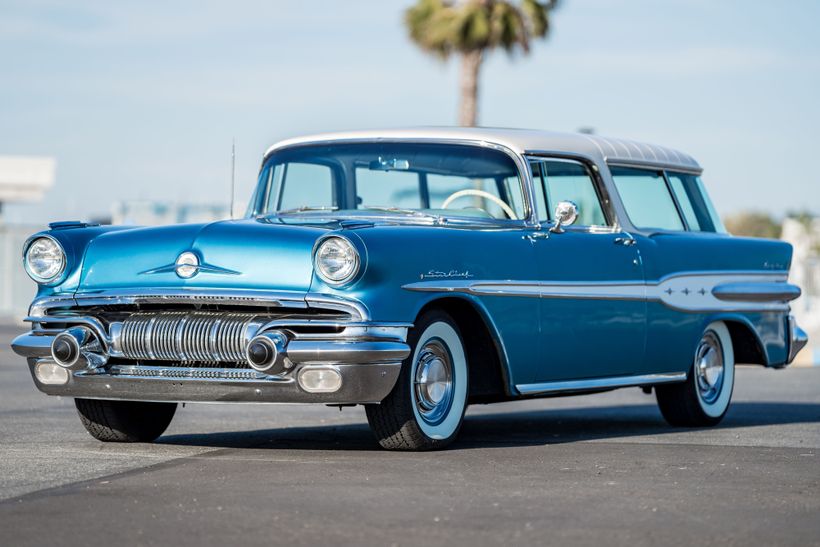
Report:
417,298,509,403
724,320,767,366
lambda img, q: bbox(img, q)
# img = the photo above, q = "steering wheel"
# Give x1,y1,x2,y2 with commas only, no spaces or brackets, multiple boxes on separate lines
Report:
441,189,518,220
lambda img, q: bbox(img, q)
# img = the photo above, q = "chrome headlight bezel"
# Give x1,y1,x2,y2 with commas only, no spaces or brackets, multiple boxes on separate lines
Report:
23,235,67,285
313,235,361,286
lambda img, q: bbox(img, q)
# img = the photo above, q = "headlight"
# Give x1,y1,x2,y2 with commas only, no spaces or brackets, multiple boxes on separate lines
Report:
24,236,66,284
313,236,360,285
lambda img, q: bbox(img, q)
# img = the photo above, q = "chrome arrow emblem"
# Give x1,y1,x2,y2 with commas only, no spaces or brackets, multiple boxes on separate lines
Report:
139,251,240,278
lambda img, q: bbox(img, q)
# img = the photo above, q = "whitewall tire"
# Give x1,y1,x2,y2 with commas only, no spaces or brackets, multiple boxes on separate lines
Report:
366,310,468,450
656,321,735,427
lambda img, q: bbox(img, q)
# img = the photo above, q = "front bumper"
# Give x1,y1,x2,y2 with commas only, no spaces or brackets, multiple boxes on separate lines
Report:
12,315,411,404
21,358,402,404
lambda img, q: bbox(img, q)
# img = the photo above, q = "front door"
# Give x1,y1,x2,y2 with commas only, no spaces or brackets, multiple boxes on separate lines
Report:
525,158,647,384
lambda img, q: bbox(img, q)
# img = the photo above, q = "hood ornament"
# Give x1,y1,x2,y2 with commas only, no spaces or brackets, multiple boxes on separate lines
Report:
139,251,240,278
175,252,199,279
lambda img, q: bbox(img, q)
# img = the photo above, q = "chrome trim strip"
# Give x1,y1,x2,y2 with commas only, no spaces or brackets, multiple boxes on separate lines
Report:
604,159,703,175
516,372,687,396
28,289,370,321
403,271,793,313
712,282,801,303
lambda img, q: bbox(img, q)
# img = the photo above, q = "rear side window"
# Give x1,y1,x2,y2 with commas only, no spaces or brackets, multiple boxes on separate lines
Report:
611,167,684,231
666,172,726,233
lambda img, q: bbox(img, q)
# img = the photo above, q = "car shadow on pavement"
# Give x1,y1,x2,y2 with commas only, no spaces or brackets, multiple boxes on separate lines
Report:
157,401,820,452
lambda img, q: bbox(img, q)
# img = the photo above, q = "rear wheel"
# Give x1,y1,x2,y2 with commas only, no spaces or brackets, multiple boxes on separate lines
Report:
656,321,735,427
366,310,468,451
75,398,177,442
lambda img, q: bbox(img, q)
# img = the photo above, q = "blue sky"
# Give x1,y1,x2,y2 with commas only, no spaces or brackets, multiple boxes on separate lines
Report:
1,0,818,225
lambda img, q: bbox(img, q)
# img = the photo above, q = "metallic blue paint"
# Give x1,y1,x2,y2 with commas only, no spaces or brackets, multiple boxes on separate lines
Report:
19,143,799,399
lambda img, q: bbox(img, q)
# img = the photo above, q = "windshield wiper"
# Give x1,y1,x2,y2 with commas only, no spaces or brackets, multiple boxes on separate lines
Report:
276,205,339,214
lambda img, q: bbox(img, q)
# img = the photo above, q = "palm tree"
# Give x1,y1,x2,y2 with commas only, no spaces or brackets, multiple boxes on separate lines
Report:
405,0,558,126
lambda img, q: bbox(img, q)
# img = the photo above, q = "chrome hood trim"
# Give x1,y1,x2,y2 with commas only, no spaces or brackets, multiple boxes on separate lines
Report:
29,289,371,321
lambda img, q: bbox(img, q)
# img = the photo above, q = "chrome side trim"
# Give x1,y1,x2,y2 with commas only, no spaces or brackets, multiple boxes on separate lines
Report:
403,271,794,313
516,372,687,396
712,282,801,303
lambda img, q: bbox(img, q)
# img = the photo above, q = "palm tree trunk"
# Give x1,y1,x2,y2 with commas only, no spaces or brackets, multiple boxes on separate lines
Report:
459,50,482,127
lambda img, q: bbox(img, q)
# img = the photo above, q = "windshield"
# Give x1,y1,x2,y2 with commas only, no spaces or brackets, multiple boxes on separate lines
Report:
248,143,527,221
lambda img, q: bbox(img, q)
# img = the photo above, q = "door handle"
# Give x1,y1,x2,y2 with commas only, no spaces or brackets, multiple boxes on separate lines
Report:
523,231,550,242
614,237,636,246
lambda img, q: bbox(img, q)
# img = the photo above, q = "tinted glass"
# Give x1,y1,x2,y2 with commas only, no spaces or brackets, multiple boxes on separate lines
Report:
272,163,334,211
355,169,420,209
667,172,726,233
253,143,525,221
611,167,684,231
668,176,701,230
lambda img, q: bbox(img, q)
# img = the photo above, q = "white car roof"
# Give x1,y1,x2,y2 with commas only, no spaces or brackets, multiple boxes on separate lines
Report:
264,127,701,173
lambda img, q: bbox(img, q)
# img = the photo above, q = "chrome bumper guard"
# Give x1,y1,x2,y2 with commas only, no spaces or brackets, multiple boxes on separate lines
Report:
787,315,809,365
12,314,411,404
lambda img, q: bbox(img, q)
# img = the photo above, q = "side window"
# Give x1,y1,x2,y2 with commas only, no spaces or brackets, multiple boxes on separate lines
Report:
531,160,607,226
355,168,421,209
666,172,725,233
668,175,701,230
611,167,684,231
275,162,335,211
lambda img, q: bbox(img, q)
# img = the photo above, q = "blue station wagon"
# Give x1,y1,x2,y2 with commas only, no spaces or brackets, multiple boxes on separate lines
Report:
12,128,808,450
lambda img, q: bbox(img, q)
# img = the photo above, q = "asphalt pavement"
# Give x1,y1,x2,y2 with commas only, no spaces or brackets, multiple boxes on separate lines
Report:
0,322,818,546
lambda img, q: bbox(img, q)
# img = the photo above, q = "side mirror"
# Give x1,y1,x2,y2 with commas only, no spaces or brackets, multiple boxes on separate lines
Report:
550,201,579,233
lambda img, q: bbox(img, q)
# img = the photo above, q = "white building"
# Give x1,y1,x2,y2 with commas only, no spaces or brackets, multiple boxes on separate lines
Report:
112,201,229,226
0,156,55,319
782,217,820,365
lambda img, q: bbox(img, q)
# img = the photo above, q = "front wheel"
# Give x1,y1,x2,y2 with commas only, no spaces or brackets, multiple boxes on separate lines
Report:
656,321,735,427
366,310,468,451
75,398,177,442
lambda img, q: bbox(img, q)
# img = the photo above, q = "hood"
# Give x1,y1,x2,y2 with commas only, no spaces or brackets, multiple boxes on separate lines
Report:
77,219,332,294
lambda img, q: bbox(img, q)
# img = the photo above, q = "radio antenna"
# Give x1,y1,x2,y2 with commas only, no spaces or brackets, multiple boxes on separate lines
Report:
230,138,236,219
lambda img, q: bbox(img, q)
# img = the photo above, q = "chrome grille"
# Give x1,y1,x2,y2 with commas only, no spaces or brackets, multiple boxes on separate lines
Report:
118,312,261,363
108,365,266,380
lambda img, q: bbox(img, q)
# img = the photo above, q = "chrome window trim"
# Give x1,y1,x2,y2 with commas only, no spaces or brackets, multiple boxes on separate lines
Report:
255,137,539,228
516,372,687,396
606,159,703,176
523,153,619,230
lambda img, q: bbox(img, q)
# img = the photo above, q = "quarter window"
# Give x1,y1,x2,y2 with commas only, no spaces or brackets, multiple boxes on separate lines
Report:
666,172,725,233
611,167,684,231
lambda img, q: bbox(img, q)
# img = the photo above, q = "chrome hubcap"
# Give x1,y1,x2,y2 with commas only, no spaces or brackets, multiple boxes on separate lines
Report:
694,331,724,404
413,339,454,425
